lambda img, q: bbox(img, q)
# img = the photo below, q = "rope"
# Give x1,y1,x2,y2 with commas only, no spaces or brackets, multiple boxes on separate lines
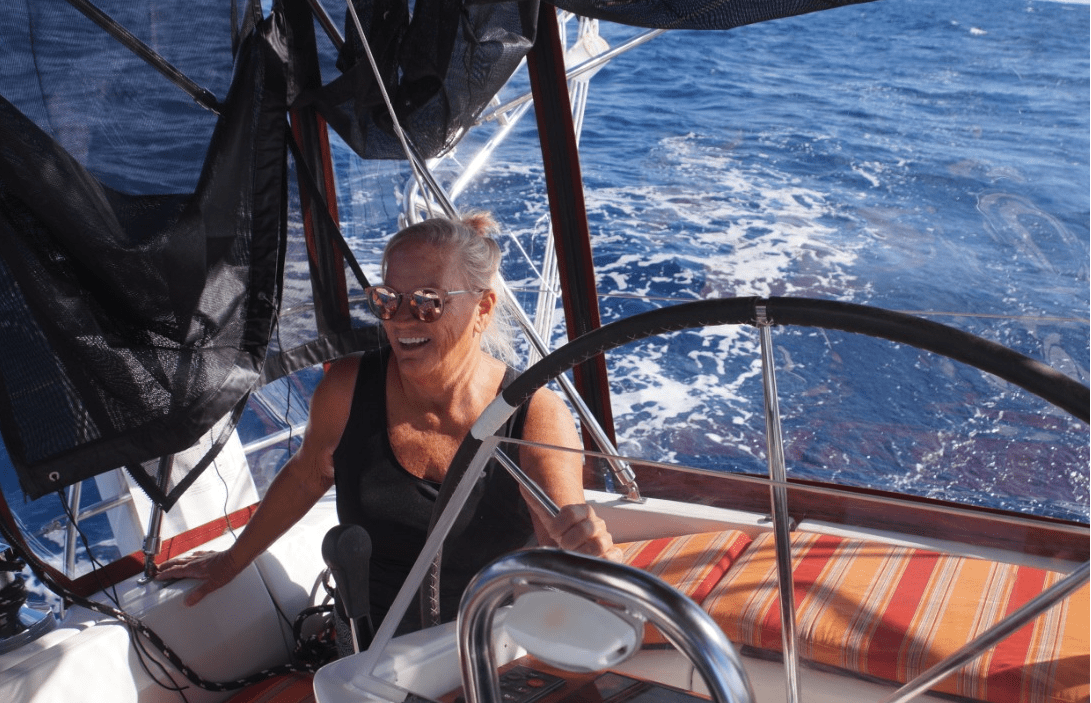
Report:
0,515,329,692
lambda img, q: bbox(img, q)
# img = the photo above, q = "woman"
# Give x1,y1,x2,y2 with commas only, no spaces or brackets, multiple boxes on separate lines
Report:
157,213,619,631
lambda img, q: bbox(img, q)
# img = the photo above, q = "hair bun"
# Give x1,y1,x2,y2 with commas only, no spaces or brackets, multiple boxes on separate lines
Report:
461,210,499,238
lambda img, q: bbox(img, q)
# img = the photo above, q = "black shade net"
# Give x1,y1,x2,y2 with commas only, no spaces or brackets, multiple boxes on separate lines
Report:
550,0,874,31
308,0,540,159
0,1,379,507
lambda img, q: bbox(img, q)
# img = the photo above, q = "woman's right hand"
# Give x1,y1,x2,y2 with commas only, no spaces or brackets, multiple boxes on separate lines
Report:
155,550,245,606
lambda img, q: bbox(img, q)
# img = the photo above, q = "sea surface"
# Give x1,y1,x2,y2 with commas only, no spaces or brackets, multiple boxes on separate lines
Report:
350,0,1089,521
1,0,1088,581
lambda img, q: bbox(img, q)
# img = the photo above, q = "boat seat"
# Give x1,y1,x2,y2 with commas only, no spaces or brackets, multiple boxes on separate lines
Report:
619,530,1089,703
616,529,754,645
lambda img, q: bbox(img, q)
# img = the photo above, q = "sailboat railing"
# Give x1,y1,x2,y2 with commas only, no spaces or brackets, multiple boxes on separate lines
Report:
756,308,802,703
241,425,306,456
477,29,666,124
36,494,132,542
62,483,82,579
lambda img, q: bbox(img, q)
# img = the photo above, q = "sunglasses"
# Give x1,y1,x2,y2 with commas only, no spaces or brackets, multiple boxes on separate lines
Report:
364,285,478,323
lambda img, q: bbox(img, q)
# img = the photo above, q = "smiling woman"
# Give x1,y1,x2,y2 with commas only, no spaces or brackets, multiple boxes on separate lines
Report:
155,213,621,644
379,213,519,366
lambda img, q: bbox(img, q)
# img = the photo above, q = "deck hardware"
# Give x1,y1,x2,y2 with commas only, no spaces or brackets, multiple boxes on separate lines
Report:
459,549,754,703
0,548,55,655
138,455,174,583
502,589,642,672
757,514,797,531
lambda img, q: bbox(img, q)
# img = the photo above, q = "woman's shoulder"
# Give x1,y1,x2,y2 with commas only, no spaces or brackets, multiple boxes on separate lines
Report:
329,346,389,377
525,385,567,417
316,347,387,406
522,386,578,442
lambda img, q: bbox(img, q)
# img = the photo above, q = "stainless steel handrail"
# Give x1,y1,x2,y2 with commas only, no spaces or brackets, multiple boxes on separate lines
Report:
241,423,306,455
757,306,802,703
477,29,666,124
458,549,754,703
37,493,133,538
63,483,82,578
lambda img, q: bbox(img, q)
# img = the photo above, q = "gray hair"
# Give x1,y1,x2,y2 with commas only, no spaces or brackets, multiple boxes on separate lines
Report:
381,214,517,366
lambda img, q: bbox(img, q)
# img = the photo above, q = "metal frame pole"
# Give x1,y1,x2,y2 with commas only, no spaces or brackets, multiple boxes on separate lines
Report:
757,306,802,703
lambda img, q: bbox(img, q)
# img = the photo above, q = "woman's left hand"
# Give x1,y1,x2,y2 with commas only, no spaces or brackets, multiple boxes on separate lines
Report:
547,503,623,562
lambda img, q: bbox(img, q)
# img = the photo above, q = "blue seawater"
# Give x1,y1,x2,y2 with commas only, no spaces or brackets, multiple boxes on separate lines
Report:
426,0,1090,520
1,0,1087,576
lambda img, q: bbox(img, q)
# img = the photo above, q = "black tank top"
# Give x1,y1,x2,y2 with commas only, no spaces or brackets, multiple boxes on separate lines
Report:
332,348,533,630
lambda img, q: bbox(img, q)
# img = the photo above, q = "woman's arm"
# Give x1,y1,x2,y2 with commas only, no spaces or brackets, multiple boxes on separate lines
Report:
156,356,360,604
518,388,621,560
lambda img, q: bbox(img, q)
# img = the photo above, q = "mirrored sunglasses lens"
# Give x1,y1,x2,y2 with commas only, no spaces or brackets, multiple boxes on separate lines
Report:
368,287,399,320
409,289,443,322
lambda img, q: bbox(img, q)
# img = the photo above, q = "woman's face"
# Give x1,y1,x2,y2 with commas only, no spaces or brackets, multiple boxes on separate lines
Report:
381,241,491,380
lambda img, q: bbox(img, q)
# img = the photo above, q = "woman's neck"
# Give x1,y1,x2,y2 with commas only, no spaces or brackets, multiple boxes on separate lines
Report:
389,349,501,420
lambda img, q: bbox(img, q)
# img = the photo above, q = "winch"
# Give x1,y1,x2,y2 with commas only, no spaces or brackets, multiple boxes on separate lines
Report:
0,547,56,655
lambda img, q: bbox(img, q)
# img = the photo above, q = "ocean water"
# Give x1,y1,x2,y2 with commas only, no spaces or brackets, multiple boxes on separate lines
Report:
2,0,1087,582
376,0,1089,520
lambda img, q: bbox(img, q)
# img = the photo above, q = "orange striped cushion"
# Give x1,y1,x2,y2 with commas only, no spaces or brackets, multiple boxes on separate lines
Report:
618,530,753,644
225,673,315,703
619,530,754,603
703,531,1089,703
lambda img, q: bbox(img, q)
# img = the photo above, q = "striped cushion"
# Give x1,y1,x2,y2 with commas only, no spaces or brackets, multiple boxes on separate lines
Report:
618,530,753,644
225,673,315,703
702,531,1089,703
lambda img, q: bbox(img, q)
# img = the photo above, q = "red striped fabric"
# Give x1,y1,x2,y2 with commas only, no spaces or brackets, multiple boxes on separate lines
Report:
618,529,753,604
617,530,753,644
701,531,1088,703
